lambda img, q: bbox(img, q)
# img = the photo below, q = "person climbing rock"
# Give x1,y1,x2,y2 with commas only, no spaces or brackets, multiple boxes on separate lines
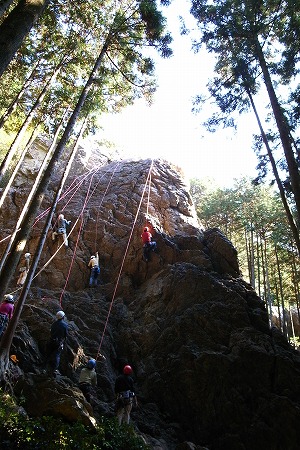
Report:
9,354,23,384
0,294,15,338
88,252,100,287
46,310,68,377
79,358,97,403
141,226,157,262
114,364,137,426
52,213,71,247
16,252,31,287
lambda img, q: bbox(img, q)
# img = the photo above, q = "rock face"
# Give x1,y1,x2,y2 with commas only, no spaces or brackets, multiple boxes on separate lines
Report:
1,148,300,450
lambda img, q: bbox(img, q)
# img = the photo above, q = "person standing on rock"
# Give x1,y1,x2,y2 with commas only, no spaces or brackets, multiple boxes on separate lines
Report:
114,364,137,426
79,358,97,403
46,310,68,377
88,252,100,287
141,226,157,262
0,294,15,338
52,213,71,247
16,252,31,287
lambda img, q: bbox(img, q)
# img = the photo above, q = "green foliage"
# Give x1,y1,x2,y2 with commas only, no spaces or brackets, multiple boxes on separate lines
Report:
190,177,300,325
0,391,149,450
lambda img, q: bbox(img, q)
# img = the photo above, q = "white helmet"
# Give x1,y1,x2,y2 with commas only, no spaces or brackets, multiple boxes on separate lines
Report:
56,311,65,319
90,255,95,259
24,253,31,259
58,214,64,220
4,294,14,303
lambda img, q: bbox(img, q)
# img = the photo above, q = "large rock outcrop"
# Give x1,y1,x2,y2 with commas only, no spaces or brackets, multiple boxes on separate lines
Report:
1,147,300,450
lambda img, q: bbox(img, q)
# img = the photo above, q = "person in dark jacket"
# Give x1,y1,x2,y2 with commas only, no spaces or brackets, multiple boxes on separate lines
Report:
88,252,100,287
114,364,137,425
46,310,68,376
52,214,71,247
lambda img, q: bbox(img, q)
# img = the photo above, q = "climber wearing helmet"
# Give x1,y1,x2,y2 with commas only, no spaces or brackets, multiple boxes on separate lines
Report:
141,225,157,263
0,294,14,338
88,252,100,287
16,252,31,287
114,364,138,425
79,358,97,403
52,213,71,247
46,310,68,377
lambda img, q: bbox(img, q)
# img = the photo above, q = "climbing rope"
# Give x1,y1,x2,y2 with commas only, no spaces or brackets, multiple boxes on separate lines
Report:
146,161,152,221
94,163,120,253
96,159,154,358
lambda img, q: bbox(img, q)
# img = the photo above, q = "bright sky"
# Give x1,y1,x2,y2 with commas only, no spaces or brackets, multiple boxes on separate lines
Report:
97,0,259,188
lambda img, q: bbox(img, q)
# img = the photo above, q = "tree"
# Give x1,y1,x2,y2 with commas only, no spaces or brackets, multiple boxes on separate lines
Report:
0,0,50,77
189,0,300,247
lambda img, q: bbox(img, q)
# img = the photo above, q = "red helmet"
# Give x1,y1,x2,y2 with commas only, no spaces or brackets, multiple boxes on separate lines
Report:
144,227,149,232
123,365,132,375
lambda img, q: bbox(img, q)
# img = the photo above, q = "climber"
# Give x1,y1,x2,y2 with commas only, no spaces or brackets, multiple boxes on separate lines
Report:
9,354,23,384
79,358,97,403
0,294,15,338
52,213,71,247
114,364,137,426
141,226,157,262
46,310,68,377
88,252,100,287
16,252,31,287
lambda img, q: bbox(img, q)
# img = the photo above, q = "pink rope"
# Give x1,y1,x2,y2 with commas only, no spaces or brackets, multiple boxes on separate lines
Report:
96,159,154,357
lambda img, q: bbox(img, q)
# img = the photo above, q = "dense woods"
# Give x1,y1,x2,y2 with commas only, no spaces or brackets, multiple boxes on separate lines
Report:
191,177,300,345
190,0,300,254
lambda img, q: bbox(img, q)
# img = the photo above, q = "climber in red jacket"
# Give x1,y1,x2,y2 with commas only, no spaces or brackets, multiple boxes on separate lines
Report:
141,226,157,262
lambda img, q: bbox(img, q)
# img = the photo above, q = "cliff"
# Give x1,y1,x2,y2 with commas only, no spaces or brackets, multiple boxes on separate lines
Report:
1,146,300,450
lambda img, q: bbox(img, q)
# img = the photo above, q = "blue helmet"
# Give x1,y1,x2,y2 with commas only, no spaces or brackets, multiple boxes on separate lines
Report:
87,359,96,369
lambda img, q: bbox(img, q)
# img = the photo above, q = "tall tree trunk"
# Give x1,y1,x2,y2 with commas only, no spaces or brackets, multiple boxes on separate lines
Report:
254,37,300,227
0,107,70,273
0,0,50,77
0,61,39,130
245,84,300,255
275,244,288,339
256,231,261,297
263,237,272,326
0,60,63,182
0,39,109,301
249,225,255,289
0,117,87,374
245,228,251,281
0,122,40,209
0,0,15,18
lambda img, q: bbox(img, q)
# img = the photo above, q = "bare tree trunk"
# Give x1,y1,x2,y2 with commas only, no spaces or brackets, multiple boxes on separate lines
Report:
0,0,50,78
245,228,251,282
254,37,300,227
249,225,255,289
263,238,272,326
0,123,40,209
0,60,63,182
256,231,261,297
245,86,300,255
0,0,15,17
275,244,288,339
